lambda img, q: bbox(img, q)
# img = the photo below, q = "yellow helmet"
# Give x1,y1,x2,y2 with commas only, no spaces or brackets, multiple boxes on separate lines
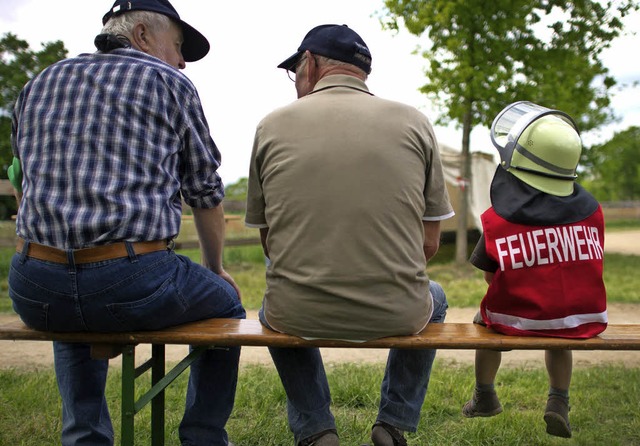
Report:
491,101,581,196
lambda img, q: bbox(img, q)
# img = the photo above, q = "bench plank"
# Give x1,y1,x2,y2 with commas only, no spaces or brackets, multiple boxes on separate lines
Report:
2,319,640,350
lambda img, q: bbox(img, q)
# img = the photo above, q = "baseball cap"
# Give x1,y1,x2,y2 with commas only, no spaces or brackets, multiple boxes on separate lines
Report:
103,0,210,62
278,24,372,74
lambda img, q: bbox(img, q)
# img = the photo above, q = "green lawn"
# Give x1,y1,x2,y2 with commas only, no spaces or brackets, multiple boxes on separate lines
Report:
1,363,638,445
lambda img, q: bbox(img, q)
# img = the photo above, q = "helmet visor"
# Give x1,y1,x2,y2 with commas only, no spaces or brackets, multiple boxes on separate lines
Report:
491,101,578,169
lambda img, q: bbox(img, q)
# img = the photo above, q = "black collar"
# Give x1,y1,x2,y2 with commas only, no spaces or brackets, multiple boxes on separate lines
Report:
490,167,599,225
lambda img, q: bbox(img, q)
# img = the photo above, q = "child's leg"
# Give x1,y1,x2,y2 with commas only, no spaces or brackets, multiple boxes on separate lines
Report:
545,349,572,391
543,349,572,438
475,349,502,385
462,350,504,417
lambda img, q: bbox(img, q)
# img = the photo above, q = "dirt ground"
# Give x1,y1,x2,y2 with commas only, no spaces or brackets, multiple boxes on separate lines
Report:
1,230,639,370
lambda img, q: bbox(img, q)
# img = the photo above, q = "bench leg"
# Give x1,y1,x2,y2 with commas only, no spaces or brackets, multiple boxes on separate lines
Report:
118,344,206,446
120,344,167,446
151,344,166,446
121,345,136,446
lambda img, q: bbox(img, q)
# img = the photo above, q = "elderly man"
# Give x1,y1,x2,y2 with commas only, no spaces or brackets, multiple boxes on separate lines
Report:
9,1,244,445
246,24,454,446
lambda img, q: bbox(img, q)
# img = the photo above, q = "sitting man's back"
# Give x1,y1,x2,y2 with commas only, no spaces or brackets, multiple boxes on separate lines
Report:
9,1,244,444
248,75,451,340
246,23,454,446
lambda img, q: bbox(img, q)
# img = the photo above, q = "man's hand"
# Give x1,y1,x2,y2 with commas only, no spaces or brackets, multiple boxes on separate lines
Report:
218,269,242,301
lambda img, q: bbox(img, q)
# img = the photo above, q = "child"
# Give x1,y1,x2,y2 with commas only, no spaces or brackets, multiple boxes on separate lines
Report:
462,101,607,438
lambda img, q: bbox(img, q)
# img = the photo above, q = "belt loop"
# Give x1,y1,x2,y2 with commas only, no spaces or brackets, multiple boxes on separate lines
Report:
125,241,139,263
66,249,76,272
18,239,30,264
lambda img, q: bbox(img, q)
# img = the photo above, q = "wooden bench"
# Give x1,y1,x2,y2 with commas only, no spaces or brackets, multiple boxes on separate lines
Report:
2,318,640,445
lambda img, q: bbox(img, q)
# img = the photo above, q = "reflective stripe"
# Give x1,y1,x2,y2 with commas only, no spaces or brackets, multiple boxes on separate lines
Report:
486,309,608,331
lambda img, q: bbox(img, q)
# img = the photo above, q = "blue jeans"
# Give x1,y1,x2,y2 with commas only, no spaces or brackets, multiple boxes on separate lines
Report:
259,281,448,442
9,242,245,446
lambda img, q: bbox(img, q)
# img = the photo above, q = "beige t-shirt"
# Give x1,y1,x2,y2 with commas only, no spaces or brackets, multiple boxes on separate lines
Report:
246,75,453,340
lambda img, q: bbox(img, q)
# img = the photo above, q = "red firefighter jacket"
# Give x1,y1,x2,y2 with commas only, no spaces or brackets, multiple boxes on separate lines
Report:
474,167,607,338
480,205,607,338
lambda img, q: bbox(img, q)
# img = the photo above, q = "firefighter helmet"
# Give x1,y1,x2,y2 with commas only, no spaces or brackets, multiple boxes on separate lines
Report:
491,101,581,196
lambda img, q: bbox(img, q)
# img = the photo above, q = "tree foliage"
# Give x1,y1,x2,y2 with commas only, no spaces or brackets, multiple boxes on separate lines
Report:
380,0,637,131
581,126,640,201
0,33,68,175
379,0,639,262
224,177,248,201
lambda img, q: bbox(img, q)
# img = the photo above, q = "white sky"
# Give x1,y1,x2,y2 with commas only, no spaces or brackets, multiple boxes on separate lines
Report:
1,1,638,184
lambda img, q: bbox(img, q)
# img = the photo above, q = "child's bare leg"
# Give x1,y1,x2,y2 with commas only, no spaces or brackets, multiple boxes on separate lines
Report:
462,350,504,417
475,349,502,385
543,349,572,438
545,349,572,391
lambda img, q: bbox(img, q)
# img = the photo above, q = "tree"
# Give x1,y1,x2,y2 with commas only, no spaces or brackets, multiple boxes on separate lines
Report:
224,177,248,202
0,33,68,175
380,0,639,263
581,126,640,201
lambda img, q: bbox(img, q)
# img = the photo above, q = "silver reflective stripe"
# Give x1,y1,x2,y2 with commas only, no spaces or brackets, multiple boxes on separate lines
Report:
486,309,608,331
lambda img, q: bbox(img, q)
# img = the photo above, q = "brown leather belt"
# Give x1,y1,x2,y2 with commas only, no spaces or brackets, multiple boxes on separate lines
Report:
16,238,169,264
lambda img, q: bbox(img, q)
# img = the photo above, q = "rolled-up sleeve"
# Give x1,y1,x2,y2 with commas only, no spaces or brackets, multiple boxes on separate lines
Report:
179,94,225,209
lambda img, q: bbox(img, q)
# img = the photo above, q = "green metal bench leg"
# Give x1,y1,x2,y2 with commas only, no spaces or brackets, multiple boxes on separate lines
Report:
121,345,136,446
118,343,207,446
151,344,166,446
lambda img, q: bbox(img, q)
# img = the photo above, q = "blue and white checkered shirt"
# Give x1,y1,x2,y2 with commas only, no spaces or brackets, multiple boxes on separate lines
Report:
11,48,224,249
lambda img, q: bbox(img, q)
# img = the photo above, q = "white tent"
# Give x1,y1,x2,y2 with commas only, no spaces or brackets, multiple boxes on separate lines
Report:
438,143,497,233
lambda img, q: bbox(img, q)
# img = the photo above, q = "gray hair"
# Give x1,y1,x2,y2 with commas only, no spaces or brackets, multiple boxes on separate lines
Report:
101,11,173,37
315,55,369,79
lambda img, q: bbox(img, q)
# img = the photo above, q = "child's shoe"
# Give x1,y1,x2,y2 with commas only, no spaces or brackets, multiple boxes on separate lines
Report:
544,395,571,438
462,389,503,417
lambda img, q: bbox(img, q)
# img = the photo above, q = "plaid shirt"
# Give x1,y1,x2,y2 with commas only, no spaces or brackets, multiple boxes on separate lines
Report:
11,48,224,248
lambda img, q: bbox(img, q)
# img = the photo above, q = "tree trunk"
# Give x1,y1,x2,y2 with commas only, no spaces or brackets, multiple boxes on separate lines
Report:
455,109,473,264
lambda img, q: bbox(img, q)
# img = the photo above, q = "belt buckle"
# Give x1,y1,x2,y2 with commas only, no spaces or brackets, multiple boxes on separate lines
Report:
167,239,175,251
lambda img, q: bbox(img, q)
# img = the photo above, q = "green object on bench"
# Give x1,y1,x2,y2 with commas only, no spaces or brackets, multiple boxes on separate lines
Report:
7,157,22,194
2,318,640,445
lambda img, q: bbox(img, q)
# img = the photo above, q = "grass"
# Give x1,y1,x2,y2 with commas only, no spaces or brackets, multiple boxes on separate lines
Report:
605,219,640,231
0,363,639,445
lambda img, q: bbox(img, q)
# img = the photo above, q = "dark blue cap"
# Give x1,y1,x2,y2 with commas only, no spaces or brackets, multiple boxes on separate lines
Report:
102,0,210,62
278,24,372,74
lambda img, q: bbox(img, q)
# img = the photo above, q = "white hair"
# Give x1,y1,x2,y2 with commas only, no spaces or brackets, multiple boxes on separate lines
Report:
101,11,173,37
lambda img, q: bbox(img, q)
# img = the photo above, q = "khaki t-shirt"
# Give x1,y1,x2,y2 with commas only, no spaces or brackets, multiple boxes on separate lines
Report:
246,75,453,340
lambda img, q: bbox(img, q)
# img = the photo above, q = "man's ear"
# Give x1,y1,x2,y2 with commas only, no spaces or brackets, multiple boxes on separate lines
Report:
131,23,150,53
303,50,313,71
305,51,320,85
